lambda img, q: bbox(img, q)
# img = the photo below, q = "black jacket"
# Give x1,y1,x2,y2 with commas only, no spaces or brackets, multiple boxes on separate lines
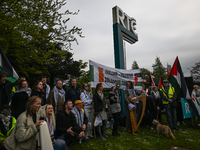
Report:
56,110,81,137
0,82,10,108
11,91,29,119
93,92,105,115
31,91,46,106
65,86,81,106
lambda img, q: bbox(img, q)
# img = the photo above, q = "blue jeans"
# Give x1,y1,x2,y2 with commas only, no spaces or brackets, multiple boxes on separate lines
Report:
163,104,176,128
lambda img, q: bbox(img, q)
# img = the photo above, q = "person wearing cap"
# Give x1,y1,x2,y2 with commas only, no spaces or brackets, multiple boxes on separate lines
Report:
0,104,16,149
56,100,84,146
159,80,178,130
71,100,88,143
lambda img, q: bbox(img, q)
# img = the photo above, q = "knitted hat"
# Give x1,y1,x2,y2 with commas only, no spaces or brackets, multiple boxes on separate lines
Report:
75,100,83,105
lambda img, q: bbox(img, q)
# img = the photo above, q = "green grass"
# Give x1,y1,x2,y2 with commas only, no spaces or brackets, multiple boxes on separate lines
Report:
70,115,200,150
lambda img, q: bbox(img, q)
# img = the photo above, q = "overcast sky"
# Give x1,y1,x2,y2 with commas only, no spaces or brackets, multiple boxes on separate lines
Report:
62,0,200,77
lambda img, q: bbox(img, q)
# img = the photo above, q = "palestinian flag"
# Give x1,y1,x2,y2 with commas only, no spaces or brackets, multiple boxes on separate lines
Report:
158,77,163,89
168,57,200,118
0,46,19,83
149,71,155,86
190,97,200,117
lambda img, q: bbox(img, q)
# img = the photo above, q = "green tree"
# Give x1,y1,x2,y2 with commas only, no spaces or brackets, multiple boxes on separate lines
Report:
191,62,200,83
152,56,167,80
131,60,139,69
0,0,84,82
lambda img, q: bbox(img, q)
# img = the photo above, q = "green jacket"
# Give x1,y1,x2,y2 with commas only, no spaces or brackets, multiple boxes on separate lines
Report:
0,116,16,143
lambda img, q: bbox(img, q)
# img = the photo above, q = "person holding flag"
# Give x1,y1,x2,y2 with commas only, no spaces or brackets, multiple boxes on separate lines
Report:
159,80,178,130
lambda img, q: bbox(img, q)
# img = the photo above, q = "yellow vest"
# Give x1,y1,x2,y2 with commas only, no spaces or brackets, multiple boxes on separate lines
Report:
0,116,16,143
160,87,175,104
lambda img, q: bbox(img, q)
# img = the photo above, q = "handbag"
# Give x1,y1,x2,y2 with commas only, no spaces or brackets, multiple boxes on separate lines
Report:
94,115,102,127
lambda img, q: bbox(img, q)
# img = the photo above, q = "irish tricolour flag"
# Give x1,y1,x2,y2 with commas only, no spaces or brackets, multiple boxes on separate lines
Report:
168,57,200,117
0,46,19,83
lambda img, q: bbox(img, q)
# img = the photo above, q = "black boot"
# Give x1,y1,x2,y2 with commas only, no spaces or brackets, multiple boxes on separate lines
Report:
115,131,121,136
96,126,106,140
112,131,118,136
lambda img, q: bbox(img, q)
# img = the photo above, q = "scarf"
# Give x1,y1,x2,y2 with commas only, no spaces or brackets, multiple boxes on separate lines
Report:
53,86,65,105
83,90,91,100
0,114,11,131
46,117,54,135
153,91,160,99
15,88,32,97
72,107,84,128
97,90,104,100
125,87,136,98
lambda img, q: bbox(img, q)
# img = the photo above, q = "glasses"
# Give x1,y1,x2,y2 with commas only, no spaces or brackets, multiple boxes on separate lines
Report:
84,85,88,87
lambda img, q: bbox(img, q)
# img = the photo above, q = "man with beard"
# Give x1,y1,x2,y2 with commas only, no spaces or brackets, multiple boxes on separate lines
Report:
65,78,81,106
48,80,65,115
0,71,10,109
56,100,84,146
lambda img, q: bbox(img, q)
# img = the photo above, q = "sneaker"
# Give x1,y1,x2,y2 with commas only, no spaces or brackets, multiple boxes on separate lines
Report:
89,135,94,138
102,134,108,138
177,122,180,126
86,136,89,140
116,131,121,136
198,124,200,127
181,121,185,125
98,135,106,140
150,127,154,131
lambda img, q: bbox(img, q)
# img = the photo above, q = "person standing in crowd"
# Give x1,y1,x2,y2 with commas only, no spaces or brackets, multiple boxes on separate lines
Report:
0,104,16,150
39,76,50,103
150,86,162,124
10,77,26,99
4,96,44,150
65,77,81,106
191,85,200,98
0,71,10,109
80,83,93,139
48,80,65,115
71,100,88,143
124,81,137,133
31,80,46,106
159,80,178,130
148,86,153,95
11,80,31,119
109,86,121,136
145,95,156,130
93,83,108,140
56,100,84,146
39,104,68,150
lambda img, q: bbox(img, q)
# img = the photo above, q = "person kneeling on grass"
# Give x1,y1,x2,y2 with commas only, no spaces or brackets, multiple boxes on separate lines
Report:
39,104,68,150
71,100,89,143
0,104,16,150
56,100,85,146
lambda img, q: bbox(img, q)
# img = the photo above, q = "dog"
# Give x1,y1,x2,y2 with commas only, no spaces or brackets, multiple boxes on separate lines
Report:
152,119,175,140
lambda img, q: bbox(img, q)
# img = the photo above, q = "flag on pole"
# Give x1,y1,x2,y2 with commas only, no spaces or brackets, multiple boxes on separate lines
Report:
167,64,170,78
168,56,200,118
158,77,163,89
149,71,155,86
0,46,19,83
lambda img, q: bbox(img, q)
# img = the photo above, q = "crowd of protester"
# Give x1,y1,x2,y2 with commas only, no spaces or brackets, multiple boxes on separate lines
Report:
0,70,199,149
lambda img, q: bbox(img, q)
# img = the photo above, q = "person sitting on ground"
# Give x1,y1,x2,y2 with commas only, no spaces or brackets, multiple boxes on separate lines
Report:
11,79,31,119
56,100,84,146
31,80,46,106
0,104,16,150
39,104,68,150
109,86,121,136
4,96,44,150
80,83,93,139
71,100,89,143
